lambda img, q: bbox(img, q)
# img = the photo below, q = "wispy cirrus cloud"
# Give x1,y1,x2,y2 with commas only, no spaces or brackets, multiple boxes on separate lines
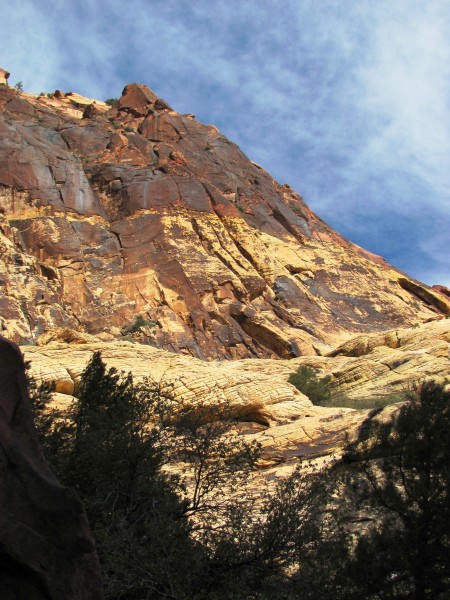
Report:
1,0,449,285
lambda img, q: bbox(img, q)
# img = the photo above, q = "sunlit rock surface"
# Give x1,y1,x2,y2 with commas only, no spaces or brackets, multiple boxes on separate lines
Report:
23,319,450,471
1,82,448,358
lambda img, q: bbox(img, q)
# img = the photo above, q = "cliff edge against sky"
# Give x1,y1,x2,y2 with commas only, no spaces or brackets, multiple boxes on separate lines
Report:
0,78,448,359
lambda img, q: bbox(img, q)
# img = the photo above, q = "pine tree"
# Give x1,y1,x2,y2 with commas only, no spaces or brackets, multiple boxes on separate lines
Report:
297,380,450,600
31,352,206,599
347,380,450,599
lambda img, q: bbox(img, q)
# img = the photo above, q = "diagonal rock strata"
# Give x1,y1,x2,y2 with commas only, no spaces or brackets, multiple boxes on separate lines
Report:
0,81,448,358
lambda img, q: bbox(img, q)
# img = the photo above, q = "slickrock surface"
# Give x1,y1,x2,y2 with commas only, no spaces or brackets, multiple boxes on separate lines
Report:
0,336,102,599
23,339,367,470
296,318,450,399
23,319,450,469
1,82,449,359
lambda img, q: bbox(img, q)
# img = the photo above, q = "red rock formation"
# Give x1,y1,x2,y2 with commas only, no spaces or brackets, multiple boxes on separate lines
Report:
432,284,450,300
0,335,102,599
0,82,448,357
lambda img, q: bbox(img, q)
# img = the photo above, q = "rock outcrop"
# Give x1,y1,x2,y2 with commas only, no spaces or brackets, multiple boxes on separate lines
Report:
0,336,102,599
0,68,9,86
23,318,450,472
1,82,449,358
433,284,450,300
1,75,447,595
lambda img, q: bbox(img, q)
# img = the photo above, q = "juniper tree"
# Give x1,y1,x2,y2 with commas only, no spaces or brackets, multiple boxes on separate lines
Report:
291,381,450,600
30,352,206,599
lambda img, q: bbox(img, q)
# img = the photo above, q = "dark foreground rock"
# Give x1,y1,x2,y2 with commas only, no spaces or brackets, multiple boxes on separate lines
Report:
0,335,102,599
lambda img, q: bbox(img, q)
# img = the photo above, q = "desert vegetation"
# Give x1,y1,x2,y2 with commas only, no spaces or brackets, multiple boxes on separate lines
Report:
288,364,405,409
288,365,331,405
121,314,157,336
30,355,450,599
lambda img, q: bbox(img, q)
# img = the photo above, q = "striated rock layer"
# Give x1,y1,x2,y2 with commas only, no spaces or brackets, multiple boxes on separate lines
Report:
0,336,102,599
0,81,449,359
23,319,450,471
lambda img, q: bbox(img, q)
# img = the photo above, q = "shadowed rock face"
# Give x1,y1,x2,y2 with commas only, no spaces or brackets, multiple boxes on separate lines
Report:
0,335,102,599
433,284,450,300
0,83,448,358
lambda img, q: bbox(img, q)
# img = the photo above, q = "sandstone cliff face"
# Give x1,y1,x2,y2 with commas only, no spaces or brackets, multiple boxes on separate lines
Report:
0,336,102,599
0,82,449,358
23,318,450,473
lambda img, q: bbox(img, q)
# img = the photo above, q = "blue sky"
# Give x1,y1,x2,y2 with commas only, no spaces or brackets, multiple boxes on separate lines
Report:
2,0,449,286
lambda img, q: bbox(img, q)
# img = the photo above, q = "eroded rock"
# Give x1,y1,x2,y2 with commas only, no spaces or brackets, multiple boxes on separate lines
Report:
22,319,450,470
0,82,449,357
0,68,9,86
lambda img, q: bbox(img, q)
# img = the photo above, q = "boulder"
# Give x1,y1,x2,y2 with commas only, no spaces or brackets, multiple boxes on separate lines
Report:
432,284,450,300
0,68,9,85
118,83,158,116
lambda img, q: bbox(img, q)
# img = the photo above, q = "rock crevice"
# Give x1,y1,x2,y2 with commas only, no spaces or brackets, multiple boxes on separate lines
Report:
0,82,449,356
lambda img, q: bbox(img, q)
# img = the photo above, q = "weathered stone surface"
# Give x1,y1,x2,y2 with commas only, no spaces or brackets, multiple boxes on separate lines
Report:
22,319,450,470
24,341,311,424
240,319,450,402
1,82,449,358
0,214,80,343
24,340,369,476
0,336,102,599
0,68,9,86
37,327,100,346
118,83,158,116
433,284,450,300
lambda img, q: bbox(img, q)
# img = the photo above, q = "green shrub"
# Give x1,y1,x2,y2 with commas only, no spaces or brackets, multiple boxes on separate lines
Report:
31,352,206,598
288,365,331,405
322,393,404,410
121,314,156,336
104,98,119,107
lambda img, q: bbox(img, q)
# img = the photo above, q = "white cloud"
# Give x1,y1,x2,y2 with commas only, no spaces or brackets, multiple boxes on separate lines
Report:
355,3,450,204
1,0,449,285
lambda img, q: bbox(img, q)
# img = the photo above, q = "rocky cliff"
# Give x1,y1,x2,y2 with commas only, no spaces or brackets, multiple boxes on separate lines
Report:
1,80,449,359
